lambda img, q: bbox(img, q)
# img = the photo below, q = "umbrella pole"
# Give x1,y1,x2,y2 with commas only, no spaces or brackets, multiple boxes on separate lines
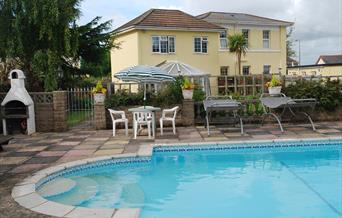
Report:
144,83,146,109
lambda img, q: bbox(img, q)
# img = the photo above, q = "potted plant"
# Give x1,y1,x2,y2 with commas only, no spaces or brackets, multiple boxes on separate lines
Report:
92,81,107,103
266,75,282,95
182,77,194,100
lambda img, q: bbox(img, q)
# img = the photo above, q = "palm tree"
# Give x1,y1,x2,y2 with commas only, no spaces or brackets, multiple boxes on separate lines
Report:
228,34,248,75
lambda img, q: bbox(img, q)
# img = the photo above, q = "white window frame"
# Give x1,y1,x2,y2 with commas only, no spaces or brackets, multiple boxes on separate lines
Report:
219,31,228,50
151,36,176,54
242,29,249,47
263,65,271,74
242,66,250,75
262,30,270,49
220,66,229,76
194,36,208,53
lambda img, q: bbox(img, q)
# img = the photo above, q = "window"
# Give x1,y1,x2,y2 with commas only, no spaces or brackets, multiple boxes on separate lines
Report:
220,66,229,76
219,31,228,49
194,37,208,53
242,29,249,46
151,36,175,53
242,66,250,75
263,30,270,48
263,65,271,74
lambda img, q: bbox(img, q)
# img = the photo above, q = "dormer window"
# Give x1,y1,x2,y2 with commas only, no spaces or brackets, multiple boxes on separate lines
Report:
152,36,175,54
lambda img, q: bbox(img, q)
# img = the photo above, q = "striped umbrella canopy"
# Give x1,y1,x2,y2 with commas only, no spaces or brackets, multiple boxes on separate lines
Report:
114,65,175,83
114,65,175,107
157,60,209,77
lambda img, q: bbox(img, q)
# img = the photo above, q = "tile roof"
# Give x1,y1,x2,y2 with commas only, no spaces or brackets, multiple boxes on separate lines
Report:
115,9,224,33
197,12,293,27
316,55,342,64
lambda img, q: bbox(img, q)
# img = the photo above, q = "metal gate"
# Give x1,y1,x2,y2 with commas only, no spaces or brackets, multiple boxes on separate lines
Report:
67,88,94,129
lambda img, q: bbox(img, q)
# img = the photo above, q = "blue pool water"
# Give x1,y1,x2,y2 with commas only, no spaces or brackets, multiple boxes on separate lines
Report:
41,141,342,218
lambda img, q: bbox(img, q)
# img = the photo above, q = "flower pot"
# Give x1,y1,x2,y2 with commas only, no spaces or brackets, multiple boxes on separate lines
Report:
94,93,105,104
268,86,282,95
182,89,193,100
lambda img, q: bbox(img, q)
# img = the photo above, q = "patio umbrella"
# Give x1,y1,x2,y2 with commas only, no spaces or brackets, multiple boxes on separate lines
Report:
157,60,211,96
114,65,175,107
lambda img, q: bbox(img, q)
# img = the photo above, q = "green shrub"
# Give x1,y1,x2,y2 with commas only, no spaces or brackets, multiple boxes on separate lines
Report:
105,79,183,108
152,78,183,106
105,90,144,108
283,79,342,111
193,87,206,102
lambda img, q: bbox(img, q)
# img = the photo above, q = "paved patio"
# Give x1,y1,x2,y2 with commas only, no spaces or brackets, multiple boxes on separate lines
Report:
1,121,342,217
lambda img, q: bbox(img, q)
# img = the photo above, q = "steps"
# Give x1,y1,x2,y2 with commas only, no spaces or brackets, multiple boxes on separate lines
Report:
55,177,98,206
38,178,76,198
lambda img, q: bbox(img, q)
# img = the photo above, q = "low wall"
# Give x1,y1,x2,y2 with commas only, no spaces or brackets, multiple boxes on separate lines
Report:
0,91,67,134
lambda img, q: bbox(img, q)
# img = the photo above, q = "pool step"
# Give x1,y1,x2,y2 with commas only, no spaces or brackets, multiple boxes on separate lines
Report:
49,177,99,206
38,178,76,198
121,183,145,206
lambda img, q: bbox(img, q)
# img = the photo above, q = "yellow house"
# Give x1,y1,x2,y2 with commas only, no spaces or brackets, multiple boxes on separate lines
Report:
287,55,342,77
111,9,293,93
197,12,292,76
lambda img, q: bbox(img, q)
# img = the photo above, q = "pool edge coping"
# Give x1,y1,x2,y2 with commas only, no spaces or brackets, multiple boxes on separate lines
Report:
12,136,342,218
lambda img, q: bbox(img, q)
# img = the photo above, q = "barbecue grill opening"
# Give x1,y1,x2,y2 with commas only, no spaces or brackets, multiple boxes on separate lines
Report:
2,101,28,118
2,100,28,134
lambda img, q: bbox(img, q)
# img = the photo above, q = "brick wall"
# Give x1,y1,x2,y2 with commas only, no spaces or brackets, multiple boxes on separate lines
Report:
53,91,67,132
94,103,106,129
34,103,54,132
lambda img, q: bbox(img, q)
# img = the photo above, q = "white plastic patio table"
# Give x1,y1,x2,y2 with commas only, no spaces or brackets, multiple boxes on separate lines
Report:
128,106,161,139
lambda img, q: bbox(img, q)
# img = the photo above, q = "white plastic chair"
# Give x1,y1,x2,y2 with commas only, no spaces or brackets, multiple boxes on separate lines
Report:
133,112,152,139
108,109,128,136
160,106,179,135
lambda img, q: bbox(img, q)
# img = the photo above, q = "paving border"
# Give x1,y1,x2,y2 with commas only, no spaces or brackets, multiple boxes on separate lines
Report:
12,136,342,218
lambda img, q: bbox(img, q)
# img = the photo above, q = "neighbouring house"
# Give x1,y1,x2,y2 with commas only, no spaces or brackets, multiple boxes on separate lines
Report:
111,9,293,94
287,55,342,77
287,57,299,67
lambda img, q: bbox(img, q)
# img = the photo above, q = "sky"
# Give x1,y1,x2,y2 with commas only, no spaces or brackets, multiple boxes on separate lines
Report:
79,0,342,65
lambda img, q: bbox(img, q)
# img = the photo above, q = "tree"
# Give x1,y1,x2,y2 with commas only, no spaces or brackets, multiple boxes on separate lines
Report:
228,33,248,75
286,27,296,59
68,16,119,78
0,0,81,91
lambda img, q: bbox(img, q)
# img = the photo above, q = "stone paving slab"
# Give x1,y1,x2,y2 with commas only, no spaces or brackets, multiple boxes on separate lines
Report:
10,164,48,174
94,149,124,156
0,121,342,218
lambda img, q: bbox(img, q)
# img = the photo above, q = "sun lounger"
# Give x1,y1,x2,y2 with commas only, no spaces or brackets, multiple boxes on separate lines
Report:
260,93,317,132
203,96,244,136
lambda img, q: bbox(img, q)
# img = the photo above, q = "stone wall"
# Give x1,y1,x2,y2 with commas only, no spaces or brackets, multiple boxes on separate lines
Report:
34,103,54,132
94,103,106,130
53,91,68,132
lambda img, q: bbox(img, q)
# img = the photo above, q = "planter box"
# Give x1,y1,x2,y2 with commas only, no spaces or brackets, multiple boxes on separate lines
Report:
94,93,105,104
182,89,193,100
268,86,282,95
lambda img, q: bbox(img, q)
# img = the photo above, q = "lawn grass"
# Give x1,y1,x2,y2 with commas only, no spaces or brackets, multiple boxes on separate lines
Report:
67,111,92,126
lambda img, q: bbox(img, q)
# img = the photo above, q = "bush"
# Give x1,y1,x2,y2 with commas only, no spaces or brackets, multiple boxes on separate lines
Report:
152,78,183,106
105,90,144,108
193,87,206,102
105,79,183,108
283,79,342,111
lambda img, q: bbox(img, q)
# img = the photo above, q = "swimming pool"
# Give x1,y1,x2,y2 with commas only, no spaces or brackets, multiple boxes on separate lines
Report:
36,140,342,218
